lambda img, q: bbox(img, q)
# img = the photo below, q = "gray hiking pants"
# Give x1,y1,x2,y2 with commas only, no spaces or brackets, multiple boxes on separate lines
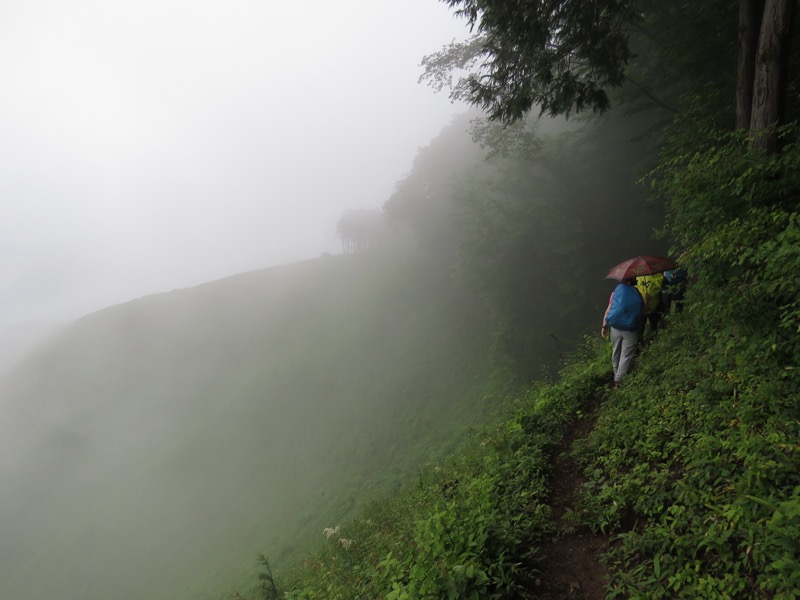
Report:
610,327,639,383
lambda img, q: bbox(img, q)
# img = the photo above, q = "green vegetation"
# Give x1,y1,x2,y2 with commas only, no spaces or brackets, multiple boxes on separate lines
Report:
572,138,795,599
239,0,800,594
264,132,800,598
576,131,800,598
2,2,798,599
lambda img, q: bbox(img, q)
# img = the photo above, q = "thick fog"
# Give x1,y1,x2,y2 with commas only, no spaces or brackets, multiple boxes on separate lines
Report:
0,0,469,359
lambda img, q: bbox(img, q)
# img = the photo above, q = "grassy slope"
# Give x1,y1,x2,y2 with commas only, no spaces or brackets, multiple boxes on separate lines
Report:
0,249,504,600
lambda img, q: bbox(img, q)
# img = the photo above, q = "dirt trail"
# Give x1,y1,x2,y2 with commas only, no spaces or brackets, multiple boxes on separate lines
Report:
528,396,609,599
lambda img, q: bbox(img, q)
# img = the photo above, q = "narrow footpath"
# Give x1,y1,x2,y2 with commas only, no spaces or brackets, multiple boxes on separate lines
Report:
528,395,609,599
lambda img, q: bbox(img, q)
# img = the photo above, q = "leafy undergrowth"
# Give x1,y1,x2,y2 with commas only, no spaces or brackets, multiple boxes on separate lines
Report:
573,133,800,599
577,317,800,599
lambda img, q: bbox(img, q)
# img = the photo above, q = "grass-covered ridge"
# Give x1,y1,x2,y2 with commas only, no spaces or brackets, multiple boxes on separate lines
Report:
0,249,505,600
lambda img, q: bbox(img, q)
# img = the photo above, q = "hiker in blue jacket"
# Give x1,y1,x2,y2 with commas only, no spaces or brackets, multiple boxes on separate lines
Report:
601,278,644,387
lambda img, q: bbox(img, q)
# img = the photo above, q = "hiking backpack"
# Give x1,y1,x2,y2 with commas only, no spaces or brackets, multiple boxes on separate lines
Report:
636,274,665,315
606,284,643,331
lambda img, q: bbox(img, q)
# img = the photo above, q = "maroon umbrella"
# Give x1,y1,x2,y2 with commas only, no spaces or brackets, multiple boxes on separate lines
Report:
606,255,677,281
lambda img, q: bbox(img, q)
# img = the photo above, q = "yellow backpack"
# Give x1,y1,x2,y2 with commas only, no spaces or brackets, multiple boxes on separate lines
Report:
636,274,664,315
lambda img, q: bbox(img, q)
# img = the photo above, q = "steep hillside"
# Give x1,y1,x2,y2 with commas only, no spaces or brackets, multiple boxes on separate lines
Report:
0,249,500,600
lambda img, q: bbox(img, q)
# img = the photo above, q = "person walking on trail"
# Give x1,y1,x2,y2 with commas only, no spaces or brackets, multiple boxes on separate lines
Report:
601,278,644,387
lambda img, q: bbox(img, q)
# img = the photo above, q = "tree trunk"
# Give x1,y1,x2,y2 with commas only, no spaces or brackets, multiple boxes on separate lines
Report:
749,0,796,152
736,0,764,130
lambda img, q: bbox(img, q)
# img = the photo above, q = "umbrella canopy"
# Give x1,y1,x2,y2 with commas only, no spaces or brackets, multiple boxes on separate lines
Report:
606,255,677,281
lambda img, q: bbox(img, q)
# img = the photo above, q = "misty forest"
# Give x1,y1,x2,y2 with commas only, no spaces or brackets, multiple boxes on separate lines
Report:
1,1,799,599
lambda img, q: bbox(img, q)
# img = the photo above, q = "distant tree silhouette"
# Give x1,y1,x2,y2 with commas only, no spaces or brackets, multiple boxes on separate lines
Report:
336,208,386,254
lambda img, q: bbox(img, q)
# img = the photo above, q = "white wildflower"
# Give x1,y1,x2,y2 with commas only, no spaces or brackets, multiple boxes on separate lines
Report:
323,526,340,539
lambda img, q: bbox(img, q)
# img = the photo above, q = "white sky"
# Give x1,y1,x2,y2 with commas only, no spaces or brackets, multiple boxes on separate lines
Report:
0,0,470,337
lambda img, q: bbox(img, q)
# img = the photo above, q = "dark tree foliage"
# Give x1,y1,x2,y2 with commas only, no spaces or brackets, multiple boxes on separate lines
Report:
437,0,637,122
621,0,739,121
424,0,744,129
434,0,797,151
